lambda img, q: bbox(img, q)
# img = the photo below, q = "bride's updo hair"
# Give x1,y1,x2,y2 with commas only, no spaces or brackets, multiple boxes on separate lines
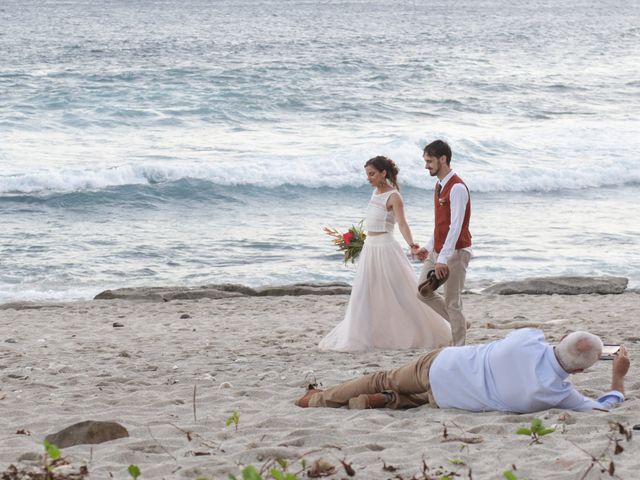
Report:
364,156,400,190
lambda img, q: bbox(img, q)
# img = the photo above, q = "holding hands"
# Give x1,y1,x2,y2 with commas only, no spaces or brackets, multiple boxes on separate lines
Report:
415,247,429,261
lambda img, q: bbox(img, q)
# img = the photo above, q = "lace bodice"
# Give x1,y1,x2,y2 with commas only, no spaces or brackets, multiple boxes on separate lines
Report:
364,190,398,232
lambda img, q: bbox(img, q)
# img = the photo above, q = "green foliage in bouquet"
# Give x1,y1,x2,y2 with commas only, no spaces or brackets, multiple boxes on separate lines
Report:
323,221,366,264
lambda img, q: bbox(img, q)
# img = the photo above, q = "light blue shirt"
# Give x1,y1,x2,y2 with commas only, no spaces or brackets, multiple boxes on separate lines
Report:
429,328,624,413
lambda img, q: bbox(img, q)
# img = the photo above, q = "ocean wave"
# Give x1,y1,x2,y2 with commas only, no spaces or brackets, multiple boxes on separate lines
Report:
1,159,639,199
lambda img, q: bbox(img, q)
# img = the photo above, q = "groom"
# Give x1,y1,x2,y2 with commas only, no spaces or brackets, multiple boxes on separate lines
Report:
416,140,472,346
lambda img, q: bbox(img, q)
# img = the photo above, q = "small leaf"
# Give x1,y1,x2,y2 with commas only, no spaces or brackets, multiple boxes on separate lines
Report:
44,440,61,461
539,427,556,436
226,411,240,430
276,459,288,470
530,418,543,433
503,471,518,480
448,458,466,465
128,464,141,480
241,465,263,480
270,469,285,480
516,428,532,436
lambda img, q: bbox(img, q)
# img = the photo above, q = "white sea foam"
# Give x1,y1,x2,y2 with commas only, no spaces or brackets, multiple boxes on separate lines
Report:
2,151,638,195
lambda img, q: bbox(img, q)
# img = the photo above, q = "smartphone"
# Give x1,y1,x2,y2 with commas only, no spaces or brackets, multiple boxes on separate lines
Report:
600,344,621,360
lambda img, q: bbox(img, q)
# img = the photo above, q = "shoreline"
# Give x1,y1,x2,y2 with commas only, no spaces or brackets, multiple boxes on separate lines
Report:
2,288,639,479
0,275,632,310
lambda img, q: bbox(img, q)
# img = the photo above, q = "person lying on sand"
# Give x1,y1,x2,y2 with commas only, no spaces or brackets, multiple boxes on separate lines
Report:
296,328,630,413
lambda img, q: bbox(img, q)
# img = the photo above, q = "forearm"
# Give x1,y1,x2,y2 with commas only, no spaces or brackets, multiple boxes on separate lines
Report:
397,221,416,247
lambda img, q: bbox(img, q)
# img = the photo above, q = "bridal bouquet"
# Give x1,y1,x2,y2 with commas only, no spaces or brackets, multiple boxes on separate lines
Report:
323,221,366,264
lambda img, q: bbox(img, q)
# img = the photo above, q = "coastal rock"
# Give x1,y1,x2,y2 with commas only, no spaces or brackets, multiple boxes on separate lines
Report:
482,276,628,295
94,282,351,302
162,289,245,301
0,302,65,311
94,286,243,302
45,421,129,448
17,452,43,463
203,283,259,296
255,283,351,296
94,288,165,301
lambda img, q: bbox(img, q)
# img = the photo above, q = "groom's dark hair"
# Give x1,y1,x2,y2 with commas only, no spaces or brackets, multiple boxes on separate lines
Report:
423,140,452,165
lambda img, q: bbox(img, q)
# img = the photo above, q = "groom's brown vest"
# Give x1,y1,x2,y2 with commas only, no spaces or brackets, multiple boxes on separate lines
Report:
434,175,472,253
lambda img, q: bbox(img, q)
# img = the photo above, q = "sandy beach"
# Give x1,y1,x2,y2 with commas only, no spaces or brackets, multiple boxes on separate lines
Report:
1,289,639,479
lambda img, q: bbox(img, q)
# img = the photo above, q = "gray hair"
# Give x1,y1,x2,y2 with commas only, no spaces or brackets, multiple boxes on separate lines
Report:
556,331,603,372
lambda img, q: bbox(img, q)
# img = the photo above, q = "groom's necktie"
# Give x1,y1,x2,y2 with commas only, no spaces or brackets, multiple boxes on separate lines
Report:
435,182,442,197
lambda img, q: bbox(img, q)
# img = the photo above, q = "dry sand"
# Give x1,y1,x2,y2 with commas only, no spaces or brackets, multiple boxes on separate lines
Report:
1,291,639,479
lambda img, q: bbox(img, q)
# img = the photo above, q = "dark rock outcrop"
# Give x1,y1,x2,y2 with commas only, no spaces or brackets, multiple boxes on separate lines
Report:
482,276,628,295
0,302,66,311
94,282,351,302
45,421,129,448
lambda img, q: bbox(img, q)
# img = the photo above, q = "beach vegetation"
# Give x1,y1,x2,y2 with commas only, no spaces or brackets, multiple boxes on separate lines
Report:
228,464,297,480
570,421,632,479
226,411,240,431
503,470,527,480
0,440,88,479
44,440,61,464
516,417,556,444
128,464,141,479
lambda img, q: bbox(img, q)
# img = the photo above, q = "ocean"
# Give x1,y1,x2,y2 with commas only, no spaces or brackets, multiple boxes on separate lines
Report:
1,0,639,304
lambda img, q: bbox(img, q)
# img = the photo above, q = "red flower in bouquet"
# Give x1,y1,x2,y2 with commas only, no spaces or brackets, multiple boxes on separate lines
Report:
323,221,366,264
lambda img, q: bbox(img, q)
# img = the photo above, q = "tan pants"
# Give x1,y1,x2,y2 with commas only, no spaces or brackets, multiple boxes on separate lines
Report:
309,348,443,409
418,249,471,346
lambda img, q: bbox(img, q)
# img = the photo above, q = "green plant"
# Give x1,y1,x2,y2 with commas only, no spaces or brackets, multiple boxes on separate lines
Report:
44,440,60,462
269,469,297,480
226,411,240,431
516,417,555,444
43,440,61,479
128,464,141,479
503,469,529,480
228,465,263,480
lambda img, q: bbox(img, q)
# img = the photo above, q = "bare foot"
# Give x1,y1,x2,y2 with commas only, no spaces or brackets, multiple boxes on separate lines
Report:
295,388,323,408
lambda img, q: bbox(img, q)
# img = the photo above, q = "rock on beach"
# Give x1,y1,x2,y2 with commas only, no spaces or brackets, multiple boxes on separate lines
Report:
482,276,628,295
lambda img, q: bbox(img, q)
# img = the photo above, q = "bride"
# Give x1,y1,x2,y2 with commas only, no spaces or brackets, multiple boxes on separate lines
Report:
319,156,452,351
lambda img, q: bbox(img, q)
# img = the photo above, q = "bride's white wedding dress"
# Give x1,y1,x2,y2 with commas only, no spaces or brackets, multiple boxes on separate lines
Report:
319,189,452,352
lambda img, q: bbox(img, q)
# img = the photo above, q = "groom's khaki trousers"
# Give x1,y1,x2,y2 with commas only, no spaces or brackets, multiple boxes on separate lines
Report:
309,348,443,409
418,249,471,346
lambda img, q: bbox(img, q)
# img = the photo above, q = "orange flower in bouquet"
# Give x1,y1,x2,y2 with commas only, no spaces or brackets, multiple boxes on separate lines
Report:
323,221,366,264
